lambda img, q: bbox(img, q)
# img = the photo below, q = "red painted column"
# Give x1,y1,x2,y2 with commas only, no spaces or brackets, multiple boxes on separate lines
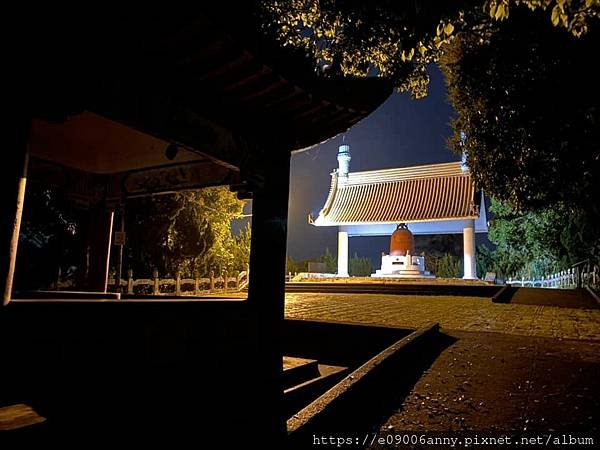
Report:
1,117,30,305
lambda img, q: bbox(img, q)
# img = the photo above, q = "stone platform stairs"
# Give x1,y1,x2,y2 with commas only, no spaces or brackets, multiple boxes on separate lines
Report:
286,281,501,297
283,357,348,417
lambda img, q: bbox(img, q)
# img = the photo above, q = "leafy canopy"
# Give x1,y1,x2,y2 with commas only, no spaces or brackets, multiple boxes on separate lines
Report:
441,6,599,212
125,187,249,277
483,198,600,277
349,253,373,276
261,0,599,98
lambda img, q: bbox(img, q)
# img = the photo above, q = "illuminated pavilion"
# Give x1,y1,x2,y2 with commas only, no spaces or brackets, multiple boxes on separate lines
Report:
311,145,488,279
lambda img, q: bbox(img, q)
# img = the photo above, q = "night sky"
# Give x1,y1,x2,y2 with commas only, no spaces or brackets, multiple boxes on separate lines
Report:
286,65,459,265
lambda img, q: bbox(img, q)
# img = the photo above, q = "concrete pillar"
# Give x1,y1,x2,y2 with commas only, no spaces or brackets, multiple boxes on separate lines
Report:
1,117,30,305
463,218,477,279
85,206,114,292
114,206,125,292
247,150,290,442
337,230,349,277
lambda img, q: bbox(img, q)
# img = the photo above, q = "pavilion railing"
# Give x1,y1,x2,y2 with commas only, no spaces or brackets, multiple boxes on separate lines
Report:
507,263,599,290
107,268,249,295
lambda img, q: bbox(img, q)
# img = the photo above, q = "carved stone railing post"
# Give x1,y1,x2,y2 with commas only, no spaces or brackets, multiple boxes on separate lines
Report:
175,270,181,296
127,269,134,295
153,269,159,295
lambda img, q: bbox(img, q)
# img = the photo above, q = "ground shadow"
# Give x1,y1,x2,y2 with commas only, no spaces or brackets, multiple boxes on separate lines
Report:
288,332,457,448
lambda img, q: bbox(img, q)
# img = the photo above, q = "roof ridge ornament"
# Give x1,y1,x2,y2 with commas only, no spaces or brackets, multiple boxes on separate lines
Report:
460,150,469,173
337,143,351,177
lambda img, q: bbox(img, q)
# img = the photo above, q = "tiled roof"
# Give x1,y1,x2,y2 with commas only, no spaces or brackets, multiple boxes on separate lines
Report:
311,162,479,226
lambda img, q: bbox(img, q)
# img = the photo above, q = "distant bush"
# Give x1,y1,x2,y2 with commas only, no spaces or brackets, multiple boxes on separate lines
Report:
349,253,373,277
426,253,462,278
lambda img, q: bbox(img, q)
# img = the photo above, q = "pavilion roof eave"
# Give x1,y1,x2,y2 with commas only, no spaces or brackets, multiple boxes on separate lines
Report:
311,161,482,227
20,8,393,178
311,215,480,227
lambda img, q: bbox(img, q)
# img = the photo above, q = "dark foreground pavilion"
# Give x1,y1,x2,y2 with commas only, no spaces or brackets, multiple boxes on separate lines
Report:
1,5,390,444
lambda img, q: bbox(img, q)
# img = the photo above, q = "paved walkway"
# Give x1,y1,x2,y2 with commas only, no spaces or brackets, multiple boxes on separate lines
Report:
370,331,600,445
285,293,600,341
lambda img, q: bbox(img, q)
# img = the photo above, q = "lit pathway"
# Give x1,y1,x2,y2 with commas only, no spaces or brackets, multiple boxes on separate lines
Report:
284,293,600,341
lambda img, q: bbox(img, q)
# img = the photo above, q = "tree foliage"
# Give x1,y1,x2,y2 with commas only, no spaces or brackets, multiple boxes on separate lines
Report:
231,223,252,273
124,187,248,277
261,0,599,98
426,253,463,278
349,253,373,276
263,1,600,267
286,255,298,274
16,185,249,288
17,183,85,289
286,256,311,273
262,1,599,211
318,247,337,273
441,6,600,213
483,198,600,278
476,244,497,279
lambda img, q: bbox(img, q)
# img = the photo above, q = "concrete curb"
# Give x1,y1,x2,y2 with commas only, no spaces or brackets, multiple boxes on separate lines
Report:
12,290,121,300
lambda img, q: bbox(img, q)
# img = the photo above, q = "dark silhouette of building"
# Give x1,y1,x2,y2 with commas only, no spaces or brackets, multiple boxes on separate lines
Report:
0,4,390,445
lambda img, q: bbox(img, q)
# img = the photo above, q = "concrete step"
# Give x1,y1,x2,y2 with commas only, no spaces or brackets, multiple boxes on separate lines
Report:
288,322,440,437
283,357,320,390
0,404,46,431
284,363,349,417
286,282,501,297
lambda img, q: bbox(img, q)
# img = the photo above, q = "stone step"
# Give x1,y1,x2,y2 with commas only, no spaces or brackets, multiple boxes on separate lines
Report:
0,404,46,431
284,363,349,418
283,357,320,390
286,282,501,297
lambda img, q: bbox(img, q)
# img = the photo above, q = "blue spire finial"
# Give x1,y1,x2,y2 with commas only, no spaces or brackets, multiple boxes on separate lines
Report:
337,140,351,177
